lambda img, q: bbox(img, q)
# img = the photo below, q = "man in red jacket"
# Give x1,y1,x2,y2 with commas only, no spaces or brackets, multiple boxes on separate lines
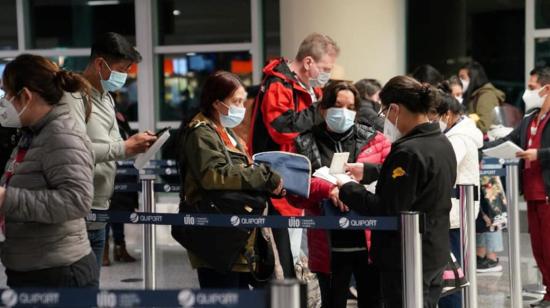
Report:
249,32,340,216
248,33,340,277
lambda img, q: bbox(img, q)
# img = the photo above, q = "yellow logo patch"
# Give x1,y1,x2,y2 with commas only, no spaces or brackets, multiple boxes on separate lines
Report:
392,167,406,179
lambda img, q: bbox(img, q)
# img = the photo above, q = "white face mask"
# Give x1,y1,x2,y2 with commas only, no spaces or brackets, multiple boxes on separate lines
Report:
383,105,402,143
455,96,464,104
218,102,246,128
310,71,331,88
460,79,470,92
0,94,28,128
523,87,547,112
326,107,356,133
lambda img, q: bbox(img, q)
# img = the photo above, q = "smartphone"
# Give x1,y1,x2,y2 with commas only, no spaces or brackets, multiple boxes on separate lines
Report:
155,127,170,137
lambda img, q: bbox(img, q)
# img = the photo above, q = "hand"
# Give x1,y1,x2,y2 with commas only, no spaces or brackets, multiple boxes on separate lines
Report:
516,149,538,162
329,186,348,212
272,179,286,197
345,163,364,181
0,186,5,208
125,132,157,157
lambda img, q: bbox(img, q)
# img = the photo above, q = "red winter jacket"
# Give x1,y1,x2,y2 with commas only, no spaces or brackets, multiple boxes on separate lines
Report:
249,58,323,216
290,131,391,273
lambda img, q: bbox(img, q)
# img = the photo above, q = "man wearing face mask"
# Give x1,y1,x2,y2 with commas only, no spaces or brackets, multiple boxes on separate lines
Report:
248,33,340,276
63,32,157,275
483,67,550,308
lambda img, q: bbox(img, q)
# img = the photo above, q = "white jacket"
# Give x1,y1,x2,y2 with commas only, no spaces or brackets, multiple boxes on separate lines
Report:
446,117,484,229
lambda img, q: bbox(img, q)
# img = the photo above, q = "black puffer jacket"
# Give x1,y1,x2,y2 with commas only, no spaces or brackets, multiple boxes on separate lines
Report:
357,99,384,132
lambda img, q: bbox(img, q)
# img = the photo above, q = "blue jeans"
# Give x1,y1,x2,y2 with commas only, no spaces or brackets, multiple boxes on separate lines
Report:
438,229,462,308
88,228,106,276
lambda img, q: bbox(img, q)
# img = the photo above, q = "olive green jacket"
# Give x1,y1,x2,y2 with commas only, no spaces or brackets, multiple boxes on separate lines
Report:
179,112,281,271
467,83,505,133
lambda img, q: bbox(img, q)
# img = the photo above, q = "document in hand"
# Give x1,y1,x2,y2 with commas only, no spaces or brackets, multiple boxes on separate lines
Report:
133,130,171,169
482,141,523,160
252,151,311,198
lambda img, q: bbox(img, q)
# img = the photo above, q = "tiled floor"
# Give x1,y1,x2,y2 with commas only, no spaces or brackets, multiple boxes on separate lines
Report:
0,203,546,307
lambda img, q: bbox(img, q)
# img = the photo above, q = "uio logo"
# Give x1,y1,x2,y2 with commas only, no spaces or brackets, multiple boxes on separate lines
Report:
1,289,17,307
230,216,240,226
178,290,195,308
163,184,172,192
339,217,350,229
130,213,139,223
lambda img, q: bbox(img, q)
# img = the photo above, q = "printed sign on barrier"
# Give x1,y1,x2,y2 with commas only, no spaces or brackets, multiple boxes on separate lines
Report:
86,210,399,231
0,289,265,308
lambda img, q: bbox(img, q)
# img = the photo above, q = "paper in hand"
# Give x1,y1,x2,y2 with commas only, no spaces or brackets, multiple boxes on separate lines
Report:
329,152,350,174
482,141,523,160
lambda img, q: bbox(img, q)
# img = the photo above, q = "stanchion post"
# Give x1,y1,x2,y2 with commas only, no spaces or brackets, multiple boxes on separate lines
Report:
505,161,522,308
269,279,301,308
140,174,156,290
401,212,423,308
459,185,478,308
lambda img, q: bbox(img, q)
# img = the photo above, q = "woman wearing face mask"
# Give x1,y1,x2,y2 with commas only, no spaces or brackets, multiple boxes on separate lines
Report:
0,54,97,287
447,76,464,104
177,71,284,289
429,85,483,308
459,61,506,134
290,81,390,308
337,76,457,308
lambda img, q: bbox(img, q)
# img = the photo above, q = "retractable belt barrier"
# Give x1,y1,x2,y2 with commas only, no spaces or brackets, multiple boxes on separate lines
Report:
86,209,400,231
0,288,265,308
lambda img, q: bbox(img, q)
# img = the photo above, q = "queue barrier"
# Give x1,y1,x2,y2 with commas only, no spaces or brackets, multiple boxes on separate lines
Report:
0,288,266,308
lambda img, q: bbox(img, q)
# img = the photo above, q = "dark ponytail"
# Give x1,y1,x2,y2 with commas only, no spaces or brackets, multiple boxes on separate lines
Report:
3,54,91,106
379,75,439,114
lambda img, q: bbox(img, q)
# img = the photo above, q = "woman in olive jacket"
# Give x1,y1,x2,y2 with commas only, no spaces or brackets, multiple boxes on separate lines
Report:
178,71,283,289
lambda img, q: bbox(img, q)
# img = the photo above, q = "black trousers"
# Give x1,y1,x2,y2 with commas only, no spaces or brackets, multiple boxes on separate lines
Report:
6,253,99,288
330,250,379,308
377,266,445,308
197,268,253,289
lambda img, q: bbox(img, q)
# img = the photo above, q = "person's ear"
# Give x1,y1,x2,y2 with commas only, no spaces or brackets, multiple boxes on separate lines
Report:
540,85,550,97
303,56,314,71
20,87,33,105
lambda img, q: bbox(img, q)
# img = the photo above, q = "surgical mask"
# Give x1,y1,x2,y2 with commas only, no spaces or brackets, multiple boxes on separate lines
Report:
460,79,470,92
326,107,356,133
439,120,448,132
309,62,331,87
455,96,464,104
383,105,402,143
99,60,128,92
523,87,547,112
219,102,246,128
0,94,28,128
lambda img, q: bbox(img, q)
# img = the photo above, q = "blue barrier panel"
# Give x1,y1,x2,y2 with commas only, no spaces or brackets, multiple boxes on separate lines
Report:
0,288,265,308
86,210,400,231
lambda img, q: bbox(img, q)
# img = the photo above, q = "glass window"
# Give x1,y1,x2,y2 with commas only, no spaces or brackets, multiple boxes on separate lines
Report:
535,37,550,68
157,0,251,45
0,1,17,50
27,0,135,49
159,51,252,121
535,0,550,29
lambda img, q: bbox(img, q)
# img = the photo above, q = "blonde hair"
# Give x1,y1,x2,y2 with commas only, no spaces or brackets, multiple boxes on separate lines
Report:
295,33,340,61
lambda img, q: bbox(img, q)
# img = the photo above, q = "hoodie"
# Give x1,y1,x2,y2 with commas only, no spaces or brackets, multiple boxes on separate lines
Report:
467,83,506,133
446,116,484,228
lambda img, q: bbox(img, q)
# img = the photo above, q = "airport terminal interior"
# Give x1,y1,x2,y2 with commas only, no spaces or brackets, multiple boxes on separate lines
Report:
1,0,550,307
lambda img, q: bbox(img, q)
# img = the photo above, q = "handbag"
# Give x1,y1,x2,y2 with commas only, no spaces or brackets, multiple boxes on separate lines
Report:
441,252,469,296
478,175,508,231
171,191,268,274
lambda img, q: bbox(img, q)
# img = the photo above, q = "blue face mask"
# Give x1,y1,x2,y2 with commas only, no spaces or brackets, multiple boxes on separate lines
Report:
326,107,356,133
219,102,246,128
99,60,128,92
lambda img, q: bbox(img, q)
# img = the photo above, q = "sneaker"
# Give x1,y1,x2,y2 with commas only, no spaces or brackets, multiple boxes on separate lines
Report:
476,257,503,273
530,299,550,307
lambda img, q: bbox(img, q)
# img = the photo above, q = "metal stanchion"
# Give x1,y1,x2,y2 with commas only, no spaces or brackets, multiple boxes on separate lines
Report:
140,174,157,290
401,212,423,308
505,161,522,308
459,185,478,308
270,279,301,308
